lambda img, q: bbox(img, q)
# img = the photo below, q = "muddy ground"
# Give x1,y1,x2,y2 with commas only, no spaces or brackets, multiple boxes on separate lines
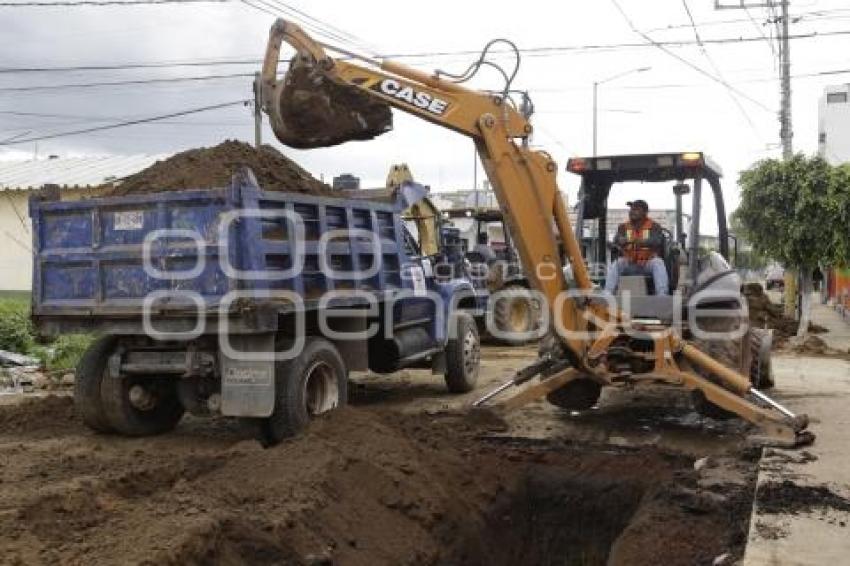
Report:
0,345,766,566
106,140,331,196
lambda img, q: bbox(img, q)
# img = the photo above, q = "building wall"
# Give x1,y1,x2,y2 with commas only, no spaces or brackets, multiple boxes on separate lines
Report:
0,191,35,291
0,187,104,291
818,85,850,165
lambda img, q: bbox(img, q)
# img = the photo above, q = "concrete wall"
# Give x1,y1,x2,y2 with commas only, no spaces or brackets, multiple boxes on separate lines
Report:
0,188,103,291
818,85,850,165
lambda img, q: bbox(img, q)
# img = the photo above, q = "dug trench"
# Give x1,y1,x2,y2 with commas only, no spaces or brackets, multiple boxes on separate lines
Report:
0,396,758,565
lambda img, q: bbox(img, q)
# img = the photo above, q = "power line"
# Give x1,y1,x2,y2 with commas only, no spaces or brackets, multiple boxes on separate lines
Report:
0,100,248,145
609,0,772,113
681,0,761,136
744,4,777,58
0,72,253,92
3,28,849,76
0,0,226,5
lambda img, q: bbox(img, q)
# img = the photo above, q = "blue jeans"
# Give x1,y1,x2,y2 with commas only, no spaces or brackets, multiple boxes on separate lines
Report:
605,257,669,295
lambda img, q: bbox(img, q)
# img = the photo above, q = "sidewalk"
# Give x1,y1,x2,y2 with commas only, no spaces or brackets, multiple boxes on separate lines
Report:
743,302,850,566
811,300,850,351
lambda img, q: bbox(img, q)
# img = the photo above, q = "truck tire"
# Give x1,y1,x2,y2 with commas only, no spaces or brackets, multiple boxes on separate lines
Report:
101,373,185,437
546,378,602,411
74,335,116,433
492,284,540,346
259,337,347,447
444,312,480,393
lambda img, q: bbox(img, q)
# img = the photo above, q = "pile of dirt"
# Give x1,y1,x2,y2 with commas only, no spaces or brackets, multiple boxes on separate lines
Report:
107,140,332,195
757,480,850,516
742,283,825,344
0,394,75,433
0,397,756,566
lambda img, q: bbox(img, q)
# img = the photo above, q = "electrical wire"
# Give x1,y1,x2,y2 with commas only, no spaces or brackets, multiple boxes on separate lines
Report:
3,28,850,76
609,0,772,113
0,0,227,5
681,0,761,136
744,4,778,58
0,100,248,145
0,72,254,92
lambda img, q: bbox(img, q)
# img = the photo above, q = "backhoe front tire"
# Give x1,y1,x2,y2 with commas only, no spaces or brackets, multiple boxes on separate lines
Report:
444,312,480,393
74,335,116,433
259,337,347,447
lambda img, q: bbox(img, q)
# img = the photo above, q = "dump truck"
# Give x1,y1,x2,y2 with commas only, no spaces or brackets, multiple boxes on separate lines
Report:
258,18,812,447
29,172,481,445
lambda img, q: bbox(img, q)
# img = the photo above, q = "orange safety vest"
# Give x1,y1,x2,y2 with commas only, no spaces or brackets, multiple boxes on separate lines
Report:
622,218,655,263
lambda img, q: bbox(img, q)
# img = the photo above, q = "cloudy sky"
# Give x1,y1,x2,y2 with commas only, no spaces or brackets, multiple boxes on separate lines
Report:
1,0,849,229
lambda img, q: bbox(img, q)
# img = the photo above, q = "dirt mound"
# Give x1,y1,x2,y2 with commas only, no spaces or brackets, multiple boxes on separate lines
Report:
108,140,332,195
0,398,756,566
757,480,850,515
0,394,74,432
743,283,824,344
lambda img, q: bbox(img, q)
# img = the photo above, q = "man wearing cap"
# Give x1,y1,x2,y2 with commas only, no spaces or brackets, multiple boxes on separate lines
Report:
605,200,669,295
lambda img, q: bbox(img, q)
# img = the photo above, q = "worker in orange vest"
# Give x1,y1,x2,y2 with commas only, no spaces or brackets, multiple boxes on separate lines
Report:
604,200,669,295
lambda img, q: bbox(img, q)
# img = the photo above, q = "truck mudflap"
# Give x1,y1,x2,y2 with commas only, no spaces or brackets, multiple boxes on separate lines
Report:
219,333,276,417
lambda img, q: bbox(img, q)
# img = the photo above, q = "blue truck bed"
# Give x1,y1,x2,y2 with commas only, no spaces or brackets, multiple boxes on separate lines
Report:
29,169,421,335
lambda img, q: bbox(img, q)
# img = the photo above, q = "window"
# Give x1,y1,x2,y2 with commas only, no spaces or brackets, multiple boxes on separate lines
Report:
819,133,827,143
827,92,848,104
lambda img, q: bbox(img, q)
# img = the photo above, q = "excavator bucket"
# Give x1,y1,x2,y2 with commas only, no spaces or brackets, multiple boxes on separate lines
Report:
266,57,393,149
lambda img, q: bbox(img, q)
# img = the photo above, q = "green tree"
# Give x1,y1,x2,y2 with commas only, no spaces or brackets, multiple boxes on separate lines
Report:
737,155,850,335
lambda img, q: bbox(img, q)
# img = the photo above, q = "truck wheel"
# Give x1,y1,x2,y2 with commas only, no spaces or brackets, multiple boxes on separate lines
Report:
259,337,347,447
492,285,540,346
101,374,185,436
444,312,480,393
74,335,117,433
546,378,602,411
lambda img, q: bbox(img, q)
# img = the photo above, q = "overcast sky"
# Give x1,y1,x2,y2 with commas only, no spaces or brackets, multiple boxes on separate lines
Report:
1,0,849,230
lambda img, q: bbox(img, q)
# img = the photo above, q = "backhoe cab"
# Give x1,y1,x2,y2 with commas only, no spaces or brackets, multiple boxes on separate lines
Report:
567,152,734,302
567,151,775,396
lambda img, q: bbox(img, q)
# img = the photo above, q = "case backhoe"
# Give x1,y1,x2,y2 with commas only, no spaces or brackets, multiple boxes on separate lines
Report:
260,19,812,447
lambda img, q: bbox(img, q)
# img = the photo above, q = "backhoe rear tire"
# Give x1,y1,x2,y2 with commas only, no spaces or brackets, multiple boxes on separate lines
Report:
74,335,117,434
259,337,347,447
688,312,744,420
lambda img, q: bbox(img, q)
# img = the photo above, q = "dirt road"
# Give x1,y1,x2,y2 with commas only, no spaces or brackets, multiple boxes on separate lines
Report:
0,346,763,566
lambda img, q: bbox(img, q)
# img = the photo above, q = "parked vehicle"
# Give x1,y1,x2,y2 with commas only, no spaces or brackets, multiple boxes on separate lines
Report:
29,169,481,444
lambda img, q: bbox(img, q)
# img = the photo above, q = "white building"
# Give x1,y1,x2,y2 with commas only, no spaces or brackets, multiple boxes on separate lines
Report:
0,155,163,291
818,84,850,164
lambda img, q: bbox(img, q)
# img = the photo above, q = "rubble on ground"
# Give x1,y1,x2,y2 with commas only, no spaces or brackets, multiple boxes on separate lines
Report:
742,283,827,345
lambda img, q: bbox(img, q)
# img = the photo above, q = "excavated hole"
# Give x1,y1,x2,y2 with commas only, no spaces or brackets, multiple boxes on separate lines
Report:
450,465,645,566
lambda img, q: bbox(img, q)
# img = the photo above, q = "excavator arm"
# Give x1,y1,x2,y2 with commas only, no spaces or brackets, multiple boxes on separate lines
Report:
259,19,812,447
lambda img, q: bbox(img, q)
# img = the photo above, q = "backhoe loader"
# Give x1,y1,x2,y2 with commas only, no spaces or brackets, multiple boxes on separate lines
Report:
259,19,812,447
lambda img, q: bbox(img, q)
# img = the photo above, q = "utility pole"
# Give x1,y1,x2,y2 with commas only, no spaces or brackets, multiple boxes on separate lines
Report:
253,72,263,148
779,0,793,158
715,0,792,158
